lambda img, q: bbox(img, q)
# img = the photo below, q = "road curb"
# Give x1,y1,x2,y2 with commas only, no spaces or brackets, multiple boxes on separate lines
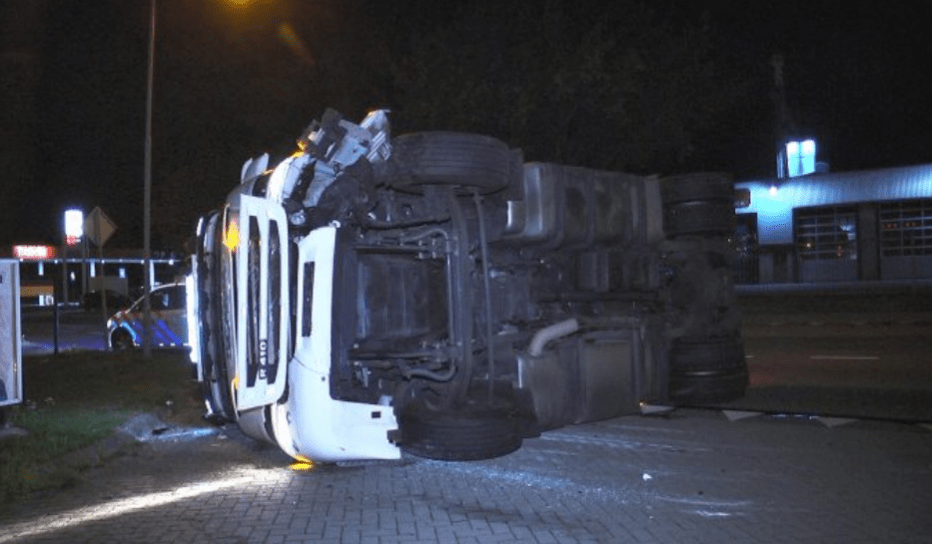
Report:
49,413,219,473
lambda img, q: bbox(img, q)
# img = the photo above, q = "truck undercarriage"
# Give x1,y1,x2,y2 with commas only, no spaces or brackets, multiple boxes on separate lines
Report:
189,109,746,462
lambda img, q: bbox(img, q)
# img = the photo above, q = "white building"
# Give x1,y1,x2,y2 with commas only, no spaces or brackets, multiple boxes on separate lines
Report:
734,163,932,283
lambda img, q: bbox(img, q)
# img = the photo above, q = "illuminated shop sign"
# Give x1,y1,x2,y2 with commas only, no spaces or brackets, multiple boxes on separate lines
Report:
13,245,57,260
64,209,84,246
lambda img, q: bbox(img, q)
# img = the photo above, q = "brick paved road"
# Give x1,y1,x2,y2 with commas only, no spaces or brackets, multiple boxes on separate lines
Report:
2,408,930,544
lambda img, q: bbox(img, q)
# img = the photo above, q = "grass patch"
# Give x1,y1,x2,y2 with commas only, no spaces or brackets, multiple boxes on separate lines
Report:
1,408,131,502
0,350,208,505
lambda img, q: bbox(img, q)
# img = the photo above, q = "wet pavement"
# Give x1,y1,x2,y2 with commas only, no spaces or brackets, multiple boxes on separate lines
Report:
1,405,930,544
2,290,931,543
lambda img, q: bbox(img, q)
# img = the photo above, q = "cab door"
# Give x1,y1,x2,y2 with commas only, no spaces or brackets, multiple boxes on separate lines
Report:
234,195,291,410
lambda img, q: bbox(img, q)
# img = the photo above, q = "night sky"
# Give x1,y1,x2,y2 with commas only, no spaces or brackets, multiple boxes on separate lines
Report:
1,0,930,251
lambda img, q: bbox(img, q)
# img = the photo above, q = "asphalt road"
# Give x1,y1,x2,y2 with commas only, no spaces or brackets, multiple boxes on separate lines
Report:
728,288,932,423
714,328,932,422
20,307,109,354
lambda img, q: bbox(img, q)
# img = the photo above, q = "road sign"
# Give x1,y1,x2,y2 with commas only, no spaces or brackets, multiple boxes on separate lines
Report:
84,207,117,247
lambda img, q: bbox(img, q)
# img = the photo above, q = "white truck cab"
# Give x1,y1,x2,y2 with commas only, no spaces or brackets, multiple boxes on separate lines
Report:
190,109,746,462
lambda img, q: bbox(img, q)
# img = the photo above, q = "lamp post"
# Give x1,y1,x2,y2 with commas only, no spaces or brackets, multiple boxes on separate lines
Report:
142,0,156,358
141,0,246,357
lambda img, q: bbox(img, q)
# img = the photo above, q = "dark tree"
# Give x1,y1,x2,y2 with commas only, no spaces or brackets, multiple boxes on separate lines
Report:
390,0,743,174
148,0,750,251
0,1,49,246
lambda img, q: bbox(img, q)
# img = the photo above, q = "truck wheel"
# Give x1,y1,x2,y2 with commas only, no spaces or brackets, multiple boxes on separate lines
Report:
668,335,748,404
661,173,734,238
389,132,514,194
669,371,748,405
399,403,523,461
664,200,735,237
660,173,733,205
110,329,134,351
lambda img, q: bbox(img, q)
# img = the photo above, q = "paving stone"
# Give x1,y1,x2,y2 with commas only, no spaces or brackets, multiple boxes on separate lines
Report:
2,408,931,544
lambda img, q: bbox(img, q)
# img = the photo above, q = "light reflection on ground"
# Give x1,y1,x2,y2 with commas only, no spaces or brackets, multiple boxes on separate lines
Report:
0,465,289,543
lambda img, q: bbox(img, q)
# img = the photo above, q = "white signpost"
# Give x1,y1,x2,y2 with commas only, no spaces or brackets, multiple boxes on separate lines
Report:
1,259,23,408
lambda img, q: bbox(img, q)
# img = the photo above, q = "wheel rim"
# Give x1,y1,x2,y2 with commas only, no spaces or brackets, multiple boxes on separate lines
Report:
112,331,133,350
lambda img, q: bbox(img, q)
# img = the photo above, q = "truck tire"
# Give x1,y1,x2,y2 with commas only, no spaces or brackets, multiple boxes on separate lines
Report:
389,132,513,194
399,403,523,461
660,173,733,205
664,200,736,237
110,329,134,351
661,173,734,237
668,335,748,404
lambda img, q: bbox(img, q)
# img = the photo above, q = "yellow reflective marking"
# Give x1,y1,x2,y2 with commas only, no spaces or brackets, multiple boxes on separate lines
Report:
288,454,315,471
223,219,239,251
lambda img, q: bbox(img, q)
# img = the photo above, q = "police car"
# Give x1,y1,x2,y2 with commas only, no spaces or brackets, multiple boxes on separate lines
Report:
107,281,189,350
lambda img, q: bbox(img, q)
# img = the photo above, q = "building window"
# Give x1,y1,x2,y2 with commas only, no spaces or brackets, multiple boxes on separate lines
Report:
880,200,932,256
795,206,858,261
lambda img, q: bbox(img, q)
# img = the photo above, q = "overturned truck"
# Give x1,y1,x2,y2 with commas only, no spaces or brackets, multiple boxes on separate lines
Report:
189,109,746,462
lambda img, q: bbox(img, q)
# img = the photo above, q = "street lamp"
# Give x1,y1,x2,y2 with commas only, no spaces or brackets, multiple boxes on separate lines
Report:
143,0,156,358
142,0,246,357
